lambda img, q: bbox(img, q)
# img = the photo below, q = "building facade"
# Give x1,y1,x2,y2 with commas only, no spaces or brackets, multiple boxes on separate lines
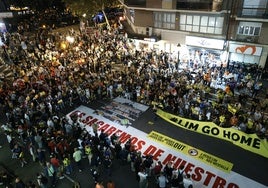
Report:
119,0,268,68
0,0,12,33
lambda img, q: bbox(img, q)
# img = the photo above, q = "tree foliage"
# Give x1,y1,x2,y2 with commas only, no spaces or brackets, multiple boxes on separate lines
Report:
9,0,65,11
62,0,119,18
8,0,119,17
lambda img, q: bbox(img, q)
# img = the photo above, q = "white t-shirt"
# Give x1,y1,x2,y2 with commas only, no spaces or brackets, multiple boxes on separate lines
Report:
183,177,193,188
138,171,148,182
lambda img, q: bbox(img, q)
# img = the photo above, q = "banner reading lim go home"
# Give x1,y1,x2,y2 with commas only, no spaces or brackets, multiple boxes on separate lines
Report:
67,106,266,188
156,109,268,158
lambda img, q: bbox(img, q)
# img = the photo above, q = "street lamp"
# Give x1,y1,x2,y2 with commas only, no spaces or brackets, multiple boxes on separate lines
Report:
177,43,181,64
66,36,75,44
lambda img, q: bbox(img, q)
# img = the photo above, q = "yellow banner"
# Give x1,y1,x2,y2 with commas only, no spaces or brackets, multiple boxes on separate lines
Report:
157,109,268,158
147,131,233,173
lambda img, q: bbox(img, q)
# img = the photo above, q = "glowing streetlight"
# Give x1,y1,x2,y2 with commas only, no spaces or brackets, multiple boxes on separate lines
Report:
60,41,67,50
66,36,75,43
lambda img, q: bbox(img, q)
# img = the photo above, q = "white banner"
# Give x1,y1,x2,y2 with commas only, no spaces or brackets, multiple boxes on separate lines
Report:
186,36,225,50
66,105,266,188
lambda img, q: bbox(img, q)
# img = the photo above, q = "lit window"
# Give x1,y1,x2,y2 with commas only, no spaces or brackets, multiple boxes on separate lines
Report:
238,26,244,34
238,22,262,36
209,17,215,27
193,16,200,25
249,26,254,35
187,15,193,24
244,26,249,34
179,14,223,34
180,14,186,24
154,12,176,29
201,16,208,26
254,27,260,35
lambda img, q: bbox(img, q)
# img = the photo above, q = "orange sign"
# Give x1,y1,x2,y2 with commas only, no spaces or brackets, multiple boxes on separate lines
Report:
230,44,262,56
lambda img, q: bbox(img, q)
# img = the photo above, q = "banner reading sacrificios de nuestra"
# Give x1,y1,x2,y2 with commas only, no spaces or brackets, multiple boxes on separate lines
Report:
157,109,268,158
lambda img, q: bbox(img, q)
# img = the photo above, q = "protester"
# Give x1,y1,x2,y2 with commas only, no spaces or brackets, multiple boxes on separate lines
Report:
72,148,83,172
138,168,148,188
106,179,116,188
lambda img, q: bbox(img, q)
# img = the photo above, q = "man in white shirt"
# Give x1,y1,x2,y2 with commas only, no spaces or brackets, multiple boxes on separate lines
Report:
158,171,168,188
183,174,193,188
138,168,148,188
73,148,83,172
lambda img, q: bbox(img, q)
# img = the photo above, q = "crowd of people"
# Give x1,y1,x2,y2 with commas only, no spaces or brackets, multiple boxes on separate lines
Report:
0,10,267,187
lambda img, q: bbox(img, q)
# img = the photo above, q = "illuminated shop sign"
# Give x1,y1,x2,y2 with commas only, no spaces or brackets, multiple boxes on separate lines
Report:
229,44,262,56
0,12,13,18
186,36,225,50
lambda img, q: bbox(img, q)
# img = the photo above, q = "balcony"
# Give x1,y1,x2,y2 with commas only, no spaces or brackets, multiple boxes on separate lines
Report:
176,0,213,11
236,8,268,19
236,34,259,43
123,0,146,7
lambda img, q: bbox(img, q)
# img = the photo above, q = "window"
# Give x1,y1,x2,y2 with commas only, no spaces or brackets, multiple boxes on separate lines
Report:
238,22,262,36
187,15,193,24
201,16,208,26
254,27,260,35
242,0,267,17
180,14,223,34
208,17,215,27
154,12,175,29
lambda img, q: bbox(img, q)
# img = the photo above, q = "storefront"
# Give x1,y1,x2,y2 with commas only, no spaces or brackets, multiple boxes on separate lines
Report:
228,42,266,68
183,36,227,68
129,37,165,53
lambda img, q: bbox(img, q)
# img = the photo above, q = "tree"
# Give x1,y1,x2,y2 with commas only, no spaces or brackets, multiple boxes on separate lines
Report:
62,0,119,18
9,0,65,11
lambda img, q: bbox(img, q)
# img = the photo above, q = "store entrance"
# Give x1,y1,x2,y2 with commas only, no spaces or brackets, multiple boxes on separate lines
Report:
187,47,226,70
